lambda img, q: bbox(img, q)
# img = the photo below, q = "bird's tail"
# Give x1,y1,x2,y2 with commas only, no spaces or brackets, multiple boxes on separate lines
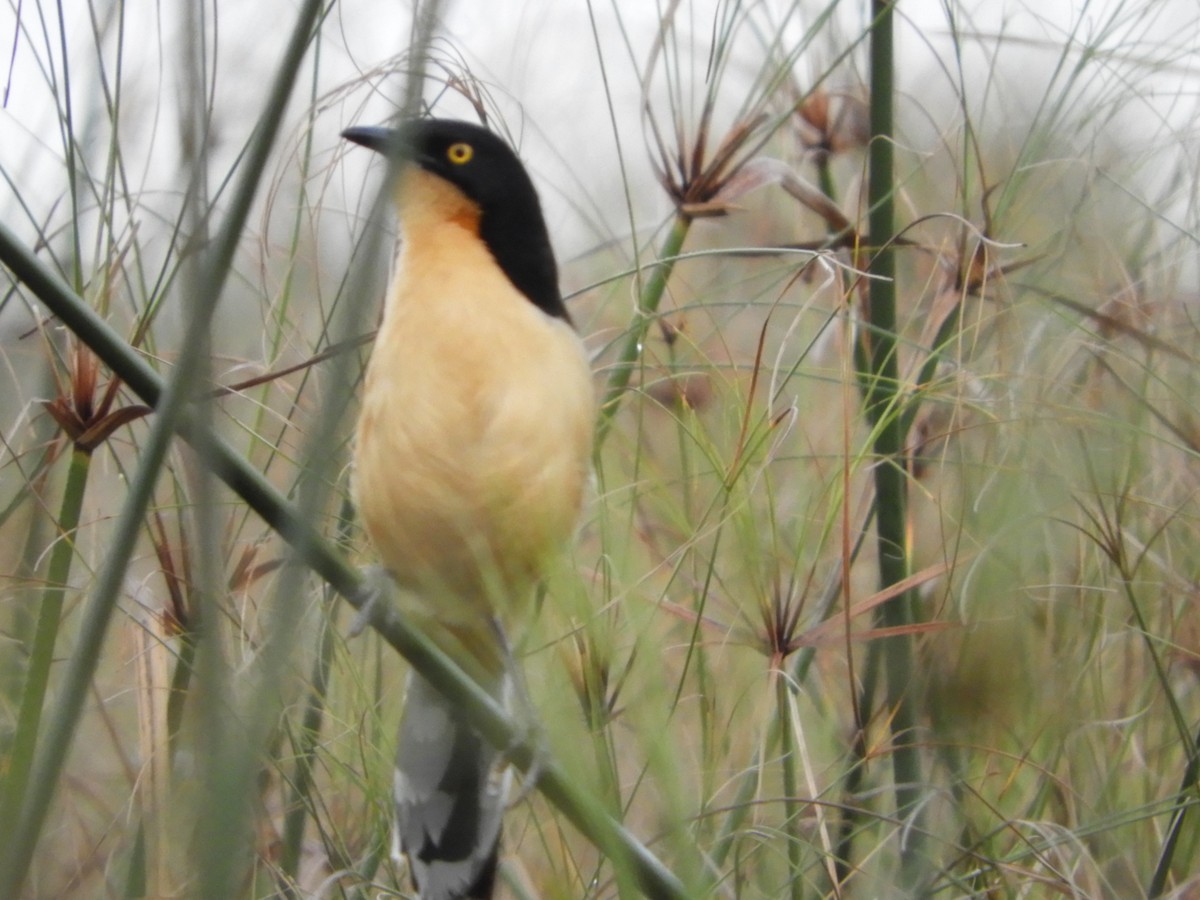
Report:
392,670,511,900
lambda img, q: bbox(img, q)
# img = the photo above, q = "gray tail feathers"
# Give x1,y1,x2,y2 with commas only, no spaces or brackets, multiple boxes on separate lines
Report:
393,671,511,900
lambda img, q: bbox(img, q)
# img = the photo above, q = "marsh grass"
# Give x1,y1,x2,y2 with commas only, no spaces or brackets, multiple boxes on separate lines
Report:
1,1,1199,897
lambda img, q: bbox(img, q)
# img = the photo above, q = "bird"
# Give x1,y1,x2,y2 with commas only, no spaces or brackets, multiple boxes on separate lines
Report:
342,118,595,899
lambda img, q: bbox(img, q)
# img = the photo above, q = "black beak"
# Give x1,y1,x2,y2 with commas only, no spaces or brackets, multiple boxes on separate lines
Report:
341,125,404,157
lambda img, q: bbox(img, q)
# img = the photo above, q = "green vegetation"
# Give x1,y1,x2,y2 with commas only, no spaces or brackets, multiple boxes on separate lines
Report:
1,1,1197,897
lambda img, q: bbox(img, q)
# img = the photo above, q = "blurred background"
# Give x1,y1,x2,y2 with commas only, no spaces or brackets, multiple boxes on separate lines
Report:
2,1,1199,897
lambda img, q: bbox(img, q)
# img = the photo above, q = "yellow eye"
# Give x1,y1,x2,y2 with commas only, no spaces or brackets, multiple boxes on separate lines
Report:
446,142,473,165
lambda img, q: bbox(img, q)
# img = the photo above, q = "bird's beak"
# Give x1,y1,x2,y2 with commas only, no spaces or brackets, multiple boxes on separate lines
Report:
341,125,405,158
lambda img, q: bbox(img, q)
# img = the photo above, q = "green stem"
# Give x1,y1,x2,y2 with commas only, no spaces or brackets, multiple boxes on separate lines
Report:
900,298,963,439
1148,719,1200,897
849,0,925,888
0,0,326,891
815,147,837,206
0,219,693,900
0,176,692,900
834,645,880,886
279,497,354,889
1111,554,1200,897
710,739,764,868
0,390,185,899
594,214,691,448
0,446,91,834
278,603,337,891
776,672,804,900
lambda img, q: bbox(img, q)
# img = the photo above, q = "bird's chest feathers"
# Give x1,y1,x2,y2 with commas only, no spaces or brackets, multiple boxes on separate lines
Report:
354,223,593,582
363,227,574,455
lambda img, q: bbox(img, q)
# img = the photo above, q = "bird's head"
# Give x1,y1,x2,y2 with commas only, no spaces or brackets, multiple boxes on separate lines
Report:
342,118,567,319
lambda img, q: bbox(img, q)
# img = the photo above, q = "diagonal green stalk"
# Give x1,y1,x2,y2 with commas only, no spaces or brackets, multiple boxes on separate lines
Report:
594,214,691,448
0,141,691,900
1148,719,1200,897
0,216,690,900
0,0,326,891
0,4,695,885
1083,479,1200,898
0,445,91,833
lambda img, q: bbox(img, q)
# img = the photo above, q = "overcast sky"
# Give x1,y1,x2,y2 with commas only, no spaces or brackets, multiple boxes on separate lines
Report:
1,0,1196,285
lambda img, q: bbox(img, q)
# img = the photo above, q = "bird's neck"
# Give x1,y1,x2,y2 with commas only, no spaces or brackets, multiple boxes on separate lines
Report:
395,165,482,239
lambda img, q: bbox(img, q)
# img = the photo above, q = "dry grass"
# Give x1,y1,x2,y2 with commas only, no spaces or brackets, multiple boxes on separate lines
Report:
1,1,1199,898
